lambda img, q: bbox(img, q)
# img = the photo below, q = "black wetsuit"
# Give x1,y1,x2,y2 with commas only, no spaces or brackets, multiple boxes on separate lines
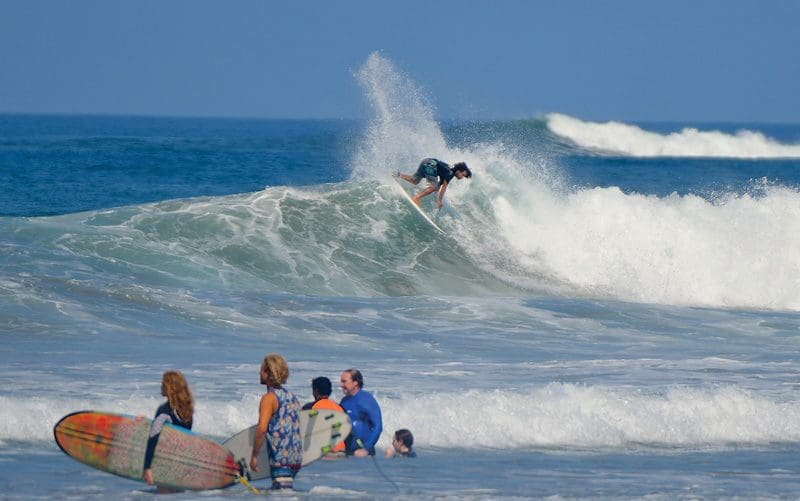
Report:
414,158,454,187
143,401,192,470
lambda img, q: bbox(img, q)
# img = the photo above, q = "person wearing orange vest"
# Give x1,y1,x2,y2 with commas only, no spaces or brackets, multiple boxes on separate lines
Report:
302,377,346,454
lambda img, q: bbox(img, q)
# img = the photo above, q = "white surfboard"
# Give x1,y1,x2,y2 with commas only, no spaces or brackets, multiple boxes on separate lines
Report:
223,409,351,480
393,178,444,233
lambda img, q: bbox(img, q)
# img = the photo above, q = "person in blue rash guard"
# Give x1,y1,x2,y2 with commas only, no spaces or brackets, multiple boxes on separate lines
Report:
339,368,382,457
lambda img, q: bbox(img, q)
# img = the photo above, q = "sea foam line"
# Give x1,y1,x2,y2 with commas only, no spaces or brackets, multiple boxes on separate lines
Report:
9,384,800,449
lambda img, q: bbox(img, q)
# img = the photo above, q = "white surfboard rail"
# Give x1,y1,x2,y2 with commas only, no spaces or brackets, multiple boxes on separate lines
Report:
393,178,444,233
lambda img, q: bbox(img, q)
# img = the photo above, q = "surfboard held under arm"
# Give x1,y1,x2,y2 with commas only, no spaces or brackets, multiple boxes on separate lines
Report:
223,409,352,480
54,410,241,490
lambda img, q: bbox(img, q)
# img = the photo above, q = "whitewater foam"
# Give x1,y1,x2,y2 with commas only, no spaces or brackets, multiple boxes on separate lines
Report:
487,181,800,310
9,384,800,449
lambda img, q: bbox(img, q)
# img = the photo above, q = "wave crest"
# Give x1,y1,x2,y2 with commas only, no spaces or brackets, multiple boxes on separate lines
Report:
547,113,800,158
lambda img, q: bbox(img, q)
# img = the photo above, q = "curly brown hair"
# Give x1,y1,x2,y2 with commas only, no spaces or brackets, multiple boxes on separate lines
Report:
162,370,194,424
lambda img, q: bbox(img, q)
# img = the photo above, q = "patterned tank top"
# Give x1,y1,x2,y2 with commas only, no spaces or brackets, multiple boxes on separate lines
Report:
267,387,303,470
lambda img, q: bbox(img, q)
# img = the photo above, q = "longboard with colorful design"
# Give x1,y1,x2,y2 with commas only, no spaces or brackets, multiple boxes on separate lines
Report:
223,408,351,481
54,411,241,490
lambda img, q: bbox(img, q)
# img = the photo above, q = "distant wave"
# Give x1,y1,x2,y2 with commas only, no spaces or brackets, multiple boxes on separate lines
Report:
546,113,800,158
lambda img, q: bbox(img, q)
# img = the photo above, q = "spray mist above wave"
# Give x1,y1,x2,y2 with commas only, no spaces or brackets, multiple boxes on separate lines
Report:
352,52,450,177
546,113,800,158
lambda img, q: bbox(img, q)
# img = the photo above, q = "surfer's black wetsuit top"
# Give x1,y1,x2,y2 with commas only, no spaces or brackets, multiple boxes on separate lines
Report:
415,158,455,186
143,401,192,470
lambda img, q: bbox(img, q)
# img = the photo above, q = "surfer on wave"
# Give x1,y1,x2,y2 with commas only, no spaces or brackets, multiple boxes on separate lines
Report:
394,158,471,208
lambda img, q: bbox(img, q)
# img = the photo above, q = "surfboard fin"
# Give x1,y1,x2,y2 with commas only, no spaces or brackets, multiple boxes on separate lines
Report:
236,458,252,481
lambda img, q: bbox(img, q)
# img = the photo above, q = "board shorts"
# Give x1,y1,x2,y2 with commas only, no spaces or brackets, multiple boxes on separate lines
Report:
270,465,299,490
412,159,441,188
271,476,294,490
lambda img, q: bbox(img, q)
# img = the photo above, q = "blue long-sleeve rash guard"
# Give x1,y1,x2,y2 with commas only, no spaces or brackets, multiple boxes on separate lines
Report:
340,390,382,455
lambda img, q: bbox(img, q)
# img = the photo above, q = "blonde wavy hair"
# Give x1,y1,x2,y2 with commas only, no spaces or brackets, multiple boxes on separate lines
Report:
162,370,194,424
262,353,290,387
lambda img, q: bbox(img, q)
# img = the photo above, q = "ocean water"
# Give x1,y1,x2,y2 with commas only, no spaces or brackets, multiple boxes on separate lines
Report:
3,53,800,499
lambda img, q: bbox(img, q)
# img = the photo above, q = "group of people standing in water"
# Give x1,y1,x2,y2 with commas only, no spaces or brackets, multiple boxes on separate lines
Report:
143,353,415,492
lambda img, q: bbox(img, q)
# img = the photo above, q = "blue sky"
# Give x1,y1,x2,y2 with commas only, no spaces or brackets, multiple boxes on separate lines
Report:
1,1,798,122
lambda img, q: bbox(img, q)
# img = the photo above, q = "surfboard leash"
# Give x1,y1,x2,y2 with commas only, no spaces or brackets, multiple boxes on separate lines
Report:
237,474,262,495
357,439,400,494
371,454,400,494
234,459,263,495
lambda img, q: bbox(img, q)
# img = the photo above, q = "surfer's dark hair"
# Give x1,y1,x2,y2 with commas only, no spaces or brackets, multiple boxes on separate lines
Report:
311,376,333,396
394,428,414,456
344,368,364,388
453,162,471,178
394,429,414,449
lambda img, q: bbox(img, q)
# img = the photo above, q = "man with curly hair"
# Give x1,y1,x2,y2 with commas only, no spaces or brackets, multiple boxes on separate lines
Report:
394,158,472,208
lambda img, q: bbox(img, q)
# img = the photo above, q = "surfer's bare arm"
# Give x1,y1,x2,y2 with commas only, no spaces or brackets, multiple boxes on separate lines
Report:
437,180,450,209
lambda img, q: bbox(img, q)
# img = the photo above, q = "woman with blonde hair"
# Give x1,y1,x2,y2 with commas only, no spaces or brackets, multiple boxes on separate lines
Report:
250,353,302,490
143,370,194,491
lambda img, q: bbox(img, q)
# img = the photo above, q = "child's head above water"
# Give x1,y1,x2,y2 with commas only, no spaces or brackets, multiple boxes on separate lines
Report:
392,429,414,456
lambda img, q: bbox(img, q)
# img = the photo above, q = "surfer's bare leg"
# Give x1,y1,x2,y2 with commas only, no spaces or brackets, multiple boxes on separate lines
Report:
397,172,420,185
412,186,437,206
